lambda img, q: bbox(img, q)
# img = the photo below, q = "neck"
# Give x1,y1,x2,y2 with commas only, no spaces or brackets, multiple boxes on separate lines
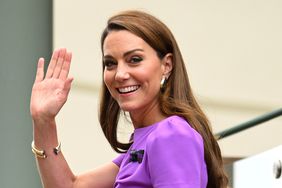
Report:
129,101,166,129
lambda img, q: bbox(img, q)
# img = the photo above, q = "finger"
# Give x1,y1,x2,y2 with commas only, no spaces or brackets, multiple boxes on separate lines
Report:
59,52,72,80
63,77,74,94
34,58,45,83
46,49,60,78
52,48,67,78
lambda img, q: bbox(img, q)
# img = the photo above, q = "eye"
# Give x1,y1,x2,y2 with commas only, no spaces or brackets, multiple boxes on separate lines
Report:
103,59,117,69
129,56,143,64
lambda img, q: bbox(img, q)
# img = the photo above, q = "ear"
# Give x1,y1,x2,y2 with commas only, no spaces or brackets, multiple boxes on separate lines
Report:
161,53,173,78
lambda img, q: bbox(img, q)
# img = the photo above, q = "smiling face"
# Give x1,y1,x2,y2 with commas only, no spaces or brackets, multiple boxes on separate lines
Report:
103,30,170,118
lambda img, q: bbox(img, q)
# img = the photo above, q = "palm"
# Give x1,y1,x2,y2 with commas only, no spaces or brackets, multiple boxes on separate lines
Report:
30,49,73,120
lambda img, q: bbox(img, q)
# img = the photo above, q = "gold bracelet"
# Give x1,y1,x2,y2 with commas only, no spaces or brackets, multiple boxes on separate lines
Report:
31,141,61,159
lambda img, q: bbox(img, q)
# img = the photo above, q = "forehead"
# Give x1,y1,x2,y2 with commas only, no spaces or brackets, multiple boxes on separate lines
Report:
103,30,149,55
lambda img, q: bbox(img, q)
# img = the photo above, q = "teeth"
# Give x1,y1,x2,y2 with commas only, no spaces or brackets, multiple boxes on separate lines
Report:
118,85,139,93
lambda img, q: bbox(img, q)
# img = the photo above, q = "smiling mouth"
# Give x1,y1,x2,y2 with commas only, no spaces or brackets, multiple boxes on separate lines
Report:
117,85,140,94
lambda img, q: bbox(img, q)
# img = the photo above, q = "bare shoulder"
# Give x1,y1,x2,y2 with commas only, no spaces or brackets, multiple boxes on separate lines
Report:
74,162,119,188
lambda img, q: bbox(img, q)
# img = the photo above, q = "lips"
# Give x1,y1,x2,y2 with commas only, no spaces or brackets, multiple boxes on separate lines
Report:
117,85,140,94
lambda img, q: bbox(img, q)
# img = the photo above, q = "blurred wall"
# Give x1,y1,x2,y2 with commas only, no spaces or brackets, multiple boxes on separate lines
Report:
0,0,52,187
53,0,282,174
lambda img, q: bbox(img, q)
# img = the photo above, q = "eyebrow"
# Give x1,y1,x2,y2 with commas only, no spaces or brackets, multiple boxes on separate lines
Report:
103,48,144,59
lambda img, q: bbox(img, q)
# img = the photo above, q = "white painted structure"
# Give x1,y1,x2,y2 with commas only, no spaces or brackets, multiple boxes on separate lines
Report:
233,145,282,187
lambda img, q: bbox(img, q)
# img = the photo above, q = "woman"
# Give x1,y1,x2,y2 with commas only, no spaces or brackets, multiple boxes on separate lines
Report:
30,10,228,188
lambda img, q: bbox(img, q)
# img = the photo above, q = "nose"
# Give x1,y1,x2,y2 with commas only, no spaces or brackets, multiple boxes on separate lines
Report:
115,62,130,82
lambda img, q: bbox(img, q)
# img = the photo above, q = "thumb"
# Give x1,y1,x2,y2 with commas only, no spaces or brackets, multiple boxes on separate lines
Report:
64,77,74,91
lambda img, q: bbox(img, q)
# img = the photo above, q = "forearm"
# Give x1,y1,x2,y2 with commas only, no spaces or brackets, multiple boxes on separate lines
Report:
32,118,76,188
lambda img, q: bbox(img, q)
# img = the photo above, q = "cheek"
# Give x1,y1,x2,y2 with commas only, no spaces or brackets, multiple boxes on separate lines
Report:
140,69,162,92
103,71,113,90
103,72,118,100
145,65,162,84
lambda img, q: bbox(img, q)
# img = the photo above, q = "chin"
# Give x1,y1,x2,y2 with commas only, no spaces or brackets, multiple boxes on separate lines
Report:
119,106,134,112
118,103,139,112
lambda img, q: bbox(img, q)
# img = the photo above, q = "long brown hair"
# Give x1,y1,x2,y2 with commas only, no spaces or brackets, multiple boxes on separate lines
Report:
99,10,228,188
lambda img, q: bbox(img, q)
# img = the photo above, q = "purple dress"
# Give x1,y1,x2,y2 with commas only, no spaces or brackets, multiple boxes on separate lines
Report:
113,115,207,188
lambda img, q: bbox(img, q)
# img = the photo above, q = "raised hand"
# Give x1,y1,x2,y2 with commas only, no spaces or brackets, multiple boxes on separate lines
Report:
30,48,73,122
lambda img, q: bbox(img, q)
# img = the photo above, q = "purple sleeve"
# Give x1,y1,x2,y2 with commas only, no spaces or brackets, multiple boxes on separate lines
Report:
112,154,126,167
146,122,207,188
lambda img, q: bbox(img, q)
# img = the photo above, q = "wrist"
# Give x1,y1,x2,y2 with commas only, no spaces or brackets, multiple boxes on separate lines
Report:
31,111,56,123
32,117,58,147
31,112,57,131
